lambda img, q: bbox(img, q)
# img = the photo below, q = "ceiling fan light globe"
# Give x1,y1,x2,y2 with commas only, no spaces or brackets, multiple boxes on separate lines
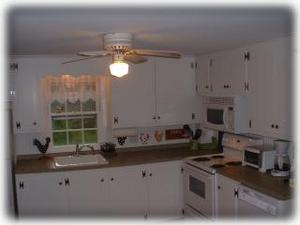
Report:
109,62,129,77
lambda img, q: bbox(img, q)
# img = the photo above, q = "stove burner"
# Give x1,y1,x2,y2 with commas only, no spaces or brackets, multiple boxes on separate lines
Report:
225,161,242,166
211,155,224,159
193,157,211,162
210,164,225,169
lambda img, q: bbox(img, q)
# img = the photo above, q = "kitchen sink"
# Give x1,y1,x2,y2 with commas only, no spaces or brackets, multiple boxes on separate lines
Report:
54,154,109,168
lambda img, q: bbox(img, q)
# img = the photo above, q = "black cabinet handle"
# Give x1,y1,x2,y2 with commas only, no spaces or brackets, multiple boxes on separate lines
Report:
271,124,274,128
64,178,70,186
59,181,63,186
152,116,156,120
16,122,21,129
19,182,24,189
100,178,104,182
113,117,119,124
149,173,152,177
142,170,146,178
157,116,160,120
205,85,209,89
217,186,221,190
275,125,279,129
110,178,114,181
33,121,37,126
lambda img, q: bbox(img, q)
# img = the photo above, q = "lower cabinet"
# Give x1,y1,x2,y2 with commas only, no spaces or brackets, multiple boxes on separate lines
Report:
215,174,239,218
16,173,69,216
16,161,183,218
146,160,183,218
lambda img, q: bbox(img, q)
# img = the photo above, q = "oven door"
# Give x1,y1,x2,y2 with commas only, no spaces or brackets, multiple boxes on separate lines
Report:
183,163,215,218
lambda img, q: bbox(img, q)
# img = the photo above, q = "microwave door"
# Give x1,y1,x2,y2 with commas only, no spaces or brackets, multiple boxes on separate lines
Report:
223,107,229,129
206,108,224,125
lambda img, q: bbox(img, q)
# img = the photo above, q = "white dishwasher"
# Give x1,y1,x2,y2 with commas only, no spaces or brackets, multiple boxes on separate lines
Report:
237,185,292,218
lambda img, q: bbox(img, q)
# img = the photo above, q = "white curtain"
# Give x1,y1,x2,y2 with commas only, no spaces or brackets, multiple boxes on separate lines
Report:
44,75,97,104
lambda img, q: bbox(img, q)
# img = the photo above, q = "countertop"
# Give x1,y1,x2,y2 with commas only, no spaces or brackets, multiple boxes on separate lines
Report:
15,143,293,201
15,143,220,174
217,166,293,201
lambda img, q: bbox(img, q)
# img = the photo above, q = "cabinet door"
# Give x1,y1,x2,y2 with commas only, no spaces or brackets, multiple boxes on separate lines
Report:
247,42,274,135
155,57,199,125
146,161,183,218
210,50,245,96
12,59,42,133
106,165,147,217
269,38,292,140
67,169,109,215
247,38,292,139
216,174,239,218
111,59,156,128
196,55,210,94
16,173,68,217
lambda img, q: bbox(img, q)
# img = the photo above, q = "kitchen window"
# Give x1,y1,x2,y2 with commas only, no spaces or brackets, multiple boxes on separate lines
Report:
44,75,99,146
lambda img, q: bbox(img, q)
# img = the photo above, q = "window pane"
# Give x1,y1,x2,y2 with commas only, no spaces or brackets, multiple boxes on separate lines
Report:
51,100,65,114
69,131,82,144
67,100,80,113
83,115,97,128
67,118,82,129
84,130,97,144
82,99,96,112
52,118,66,130
53,132,67,146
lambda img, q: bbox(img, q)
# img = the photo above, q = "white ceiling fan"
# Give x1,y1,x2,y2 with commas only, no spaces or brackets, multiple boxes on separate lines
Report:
62,33,182,77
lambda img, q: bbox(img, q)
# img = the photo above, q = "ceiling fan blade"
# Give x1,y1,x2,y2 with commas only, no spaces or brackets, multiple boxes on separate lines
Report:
124,54,148,64
77,50,111,57
130,49,181,58
61,55,101,64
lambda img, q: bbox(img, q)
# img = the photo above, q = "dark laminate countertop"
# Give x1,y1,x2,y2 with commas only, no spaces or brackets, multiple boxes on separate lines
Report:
217,166,293,200
15,144,220,174
15,144,293,201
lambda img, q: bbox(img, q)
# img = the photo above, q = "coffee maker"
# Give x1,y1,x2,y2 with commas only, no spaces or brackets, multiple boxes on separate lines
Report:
271,140,291,177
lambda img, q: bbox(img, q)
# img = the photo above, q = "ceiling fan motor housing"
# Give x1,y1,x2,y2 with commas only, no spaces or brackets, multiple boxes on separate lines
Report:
104,33,133,52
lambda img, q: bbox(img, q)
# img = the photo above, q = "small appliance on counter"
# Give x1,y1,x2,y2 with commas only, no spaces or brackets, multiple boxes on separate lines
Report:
243,145,275,173
271,140,291,177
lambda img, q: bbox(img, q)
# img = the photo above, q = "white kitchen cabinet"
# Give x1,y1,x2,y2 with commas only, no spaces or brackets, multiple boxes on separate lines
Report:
111,59,156,128
111,56,199,128
67,169,109,215
211,49,245,96
12,58,43,133
16,161,183,218
196,49,245,97
195,54,211,94
16,173,69,216
105,165,147,217
216,174,239,218
146,160,183,218
246,37,292,140
155,57,199,125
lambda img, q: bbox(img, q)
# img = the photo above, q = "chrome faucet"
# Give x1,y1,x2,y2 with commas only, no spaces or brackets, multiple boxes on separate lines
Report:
75,144,95,156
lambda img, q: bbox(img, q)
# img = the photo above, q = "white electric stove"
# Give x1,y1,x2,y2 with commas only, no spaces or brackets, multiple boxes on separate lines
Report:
183,133,263,218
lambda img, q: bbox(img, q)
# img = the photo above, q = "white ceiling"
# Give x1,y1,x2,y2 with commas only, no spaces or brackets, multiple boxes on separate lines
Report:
8,7,292,56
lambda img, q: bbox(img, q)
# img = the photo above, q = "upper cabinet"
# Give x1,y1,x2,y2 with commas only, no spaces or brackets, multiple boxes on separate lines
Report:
196,36,292,140
246,37,292,140
112,56,200,128
11,56,112,133
196,48,246,96
111,59,156,128
155,56,199,125
12,59,43,133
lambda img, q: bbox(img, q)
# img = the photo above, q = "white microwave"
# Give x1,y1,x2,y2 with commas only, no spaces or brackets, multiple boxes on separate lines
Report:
202,96,248,133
